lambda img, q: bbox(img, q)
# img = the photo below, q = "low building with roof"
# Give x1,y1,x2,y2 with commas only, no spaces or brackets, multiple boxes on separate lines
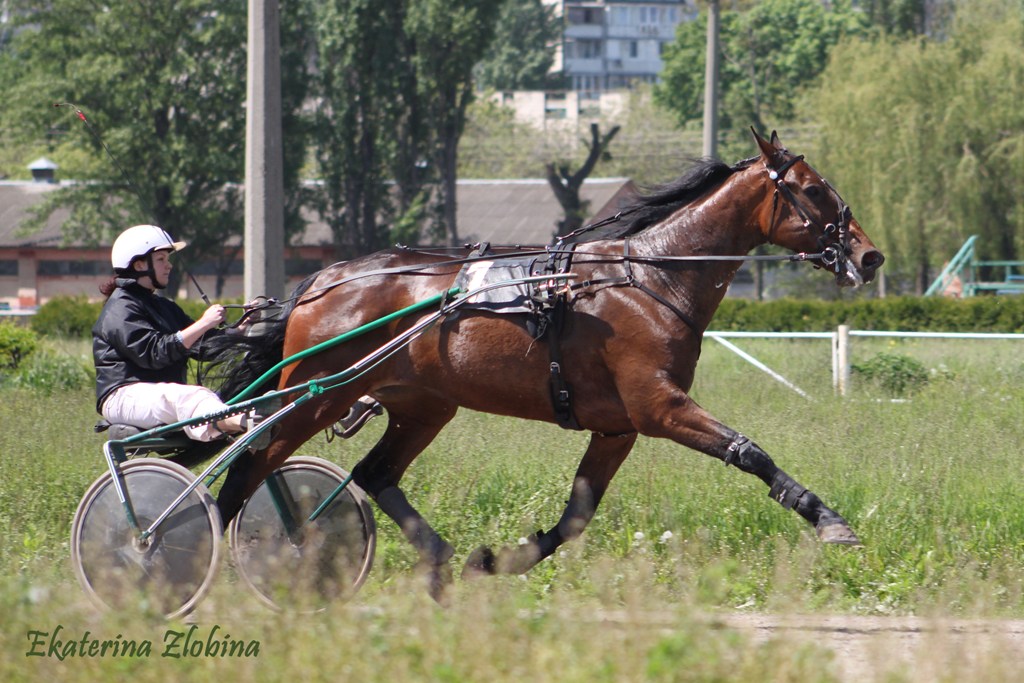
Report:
0,175,630,308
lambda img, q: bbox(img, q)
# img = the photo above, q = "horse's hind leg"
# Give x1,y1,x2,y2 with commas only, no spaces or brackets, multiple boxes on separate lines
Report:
350,398,459,602
463,431,637,577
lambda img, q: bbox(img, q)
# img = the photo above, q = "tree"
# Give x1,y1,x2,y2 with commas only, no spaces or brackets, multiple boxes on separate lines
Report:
805,0,1024,294
546,123,620,235
0,0,311,296
474,0,563,92
656,0,868,157
308,0,408,258
406,0,502,246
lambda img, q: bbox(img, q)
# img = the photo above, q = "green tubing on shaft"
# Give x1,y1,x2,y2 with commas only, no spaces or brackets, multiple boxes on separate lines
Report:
228,287,461,405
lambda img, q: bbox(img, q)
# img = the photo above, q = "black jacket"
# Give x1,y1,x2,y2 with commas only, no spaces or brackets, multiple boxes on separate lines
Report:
92,280,197,412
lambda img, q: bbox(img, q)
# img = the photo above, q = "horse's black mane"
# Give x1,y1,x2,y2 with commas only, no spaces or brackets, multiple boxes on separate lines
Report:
197,271,320,402
563,156,757,244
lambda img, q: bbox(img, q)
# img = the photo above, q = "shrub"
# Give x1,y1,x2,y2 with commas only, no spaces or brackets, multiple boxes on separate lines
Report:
712,295,1024,332
31,295,102,339
0,322,38,370
851,352,930,396
7,349,93,394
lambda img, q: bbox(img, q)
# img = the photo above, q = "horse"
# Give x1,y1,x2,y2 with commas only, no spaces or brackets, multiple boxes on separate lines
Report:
207,130,884,600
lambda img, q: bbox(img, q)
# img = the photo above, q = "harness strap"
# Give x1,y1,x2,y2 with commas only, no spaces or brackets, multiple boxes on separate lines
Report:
536,245,584,431
546,298,583,431
623,239,702,338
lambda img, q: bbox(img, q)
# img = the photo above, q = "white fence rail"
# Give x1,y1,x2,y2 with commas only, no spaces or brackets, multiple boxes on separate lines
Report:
706,326,1024,397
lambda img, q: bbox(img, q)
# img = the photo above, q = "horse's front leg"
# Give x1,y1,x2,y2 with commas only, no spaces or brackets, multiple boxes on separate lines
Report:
636,394,860,545
463,430,637,578
350,399,459,603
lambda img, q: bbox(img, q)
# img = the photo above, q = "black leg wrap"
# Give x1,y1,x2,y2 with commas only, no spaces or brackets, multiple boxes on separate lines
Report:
721,435,778,486
723,435,749,467
769,471,808,510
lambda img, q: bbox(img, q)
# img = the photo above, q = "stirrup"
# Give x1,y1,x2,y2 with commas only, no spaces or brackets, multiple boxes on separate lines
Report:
332,398,384,439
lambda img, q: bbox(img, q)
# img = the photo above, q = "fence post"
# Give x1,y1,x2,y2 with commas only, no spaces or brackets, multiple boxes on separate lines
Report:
834,325,851,396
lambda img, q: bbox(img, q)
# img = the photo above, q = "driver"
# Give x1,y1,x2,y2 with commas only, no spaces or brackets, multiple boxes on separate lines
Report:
92,224,252,441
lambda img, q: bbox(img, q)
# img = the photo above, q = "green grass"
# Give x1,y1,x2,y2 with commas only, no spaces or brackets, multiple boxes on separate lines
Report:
2,337,1023,680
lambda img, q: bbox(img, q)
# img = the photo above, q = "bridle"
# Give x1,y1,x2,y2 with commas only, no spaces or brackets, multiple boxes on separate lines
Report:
763,152,853,275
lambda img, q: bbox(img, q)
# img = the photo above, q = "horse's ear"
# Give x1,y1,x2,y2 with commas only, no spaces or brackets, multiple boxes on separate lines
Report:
770,130,782,148
752,127,775,160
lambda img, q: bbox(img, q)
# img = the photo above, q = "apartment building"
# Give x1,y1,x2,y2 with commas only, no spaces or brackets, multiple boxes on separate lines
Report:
546,0,697,94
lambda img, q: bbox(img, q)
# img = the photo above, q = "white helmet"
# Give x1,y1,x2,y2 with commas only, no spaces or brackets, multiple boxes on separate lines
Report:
111,225,186,271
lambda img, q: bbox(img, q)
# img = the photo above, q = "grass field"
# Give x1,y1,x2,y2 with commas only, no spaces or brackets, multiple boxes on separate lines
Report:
2,336,1023,681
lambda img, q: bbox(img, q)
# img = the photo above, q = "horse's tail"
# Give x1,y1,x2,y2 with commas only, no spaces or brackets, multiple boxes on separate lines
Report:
198,272,320,402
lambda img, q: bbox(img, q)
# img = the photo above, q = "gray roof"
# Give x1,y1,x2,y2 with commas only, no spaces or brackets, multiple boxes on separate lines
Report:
0,181,72,247
452,178,630,246
0,177,631,250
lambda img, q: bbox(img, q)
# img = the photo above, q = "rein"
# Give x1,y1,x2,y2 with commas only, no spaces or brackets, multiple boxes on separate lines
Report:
229,149,854,324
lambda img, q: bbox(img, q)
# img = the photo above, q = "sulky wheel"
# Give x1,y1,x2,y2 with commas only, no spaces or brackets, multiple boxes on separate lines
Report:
70,458,222,619
228,456,376,612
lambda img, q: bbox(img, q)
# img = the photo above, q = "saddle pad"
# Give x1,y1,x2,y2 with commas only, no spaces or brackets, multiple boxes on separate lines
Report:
454,258,539,313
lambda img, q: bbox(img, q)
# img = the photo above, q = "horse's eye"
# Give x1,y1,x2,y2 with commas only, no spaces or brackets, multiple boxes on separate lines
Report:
804,184,823,200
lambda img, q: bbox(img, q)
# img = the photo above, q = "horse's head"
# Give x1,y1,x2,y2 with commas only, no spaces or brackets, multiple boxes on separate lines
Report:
752,129,884,287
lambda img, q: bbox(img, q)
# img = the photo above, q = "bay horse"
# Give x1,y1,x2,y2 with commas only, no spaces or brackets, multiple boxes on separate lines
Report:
209,130,884,600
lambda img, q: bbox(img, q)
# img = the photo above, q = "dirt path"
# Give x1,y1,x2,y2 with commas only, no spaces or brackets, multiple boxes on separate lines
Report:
713,613,1024,681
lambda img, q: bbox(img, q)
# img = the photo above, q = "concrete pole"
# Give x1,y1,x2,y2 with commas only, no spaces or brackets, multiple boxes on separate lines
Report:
702,0,721,160
244,0,286,301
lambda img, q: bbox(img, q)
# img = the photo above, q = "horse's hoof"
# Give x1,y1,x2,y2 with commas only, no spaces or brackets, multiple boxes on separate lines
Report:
817,522,862,546
420,561,453,606
462,546,497,579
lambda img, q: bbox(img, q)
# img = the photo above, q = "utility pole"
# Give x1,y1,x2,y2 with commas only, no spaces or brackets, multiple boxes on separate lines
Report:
244,0,286,301
702,0,721,159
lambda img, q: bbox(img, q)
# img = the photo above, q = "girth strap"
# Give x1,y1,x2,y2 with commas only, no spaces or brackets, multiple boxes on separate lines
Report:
546,298,583,431
536,246,584,431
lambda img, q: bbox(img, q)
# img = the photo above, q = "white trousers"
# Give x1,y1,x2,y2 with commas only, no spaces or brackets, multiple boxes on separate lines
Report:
101,382,231,442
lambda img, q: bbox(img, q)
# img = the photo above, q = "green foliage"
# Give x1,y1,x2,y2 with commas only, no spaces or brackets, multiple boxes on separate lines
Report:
806,0,1024,293
0,321,38,370
309,0,410,257
6,349,93,394
851,352,930,396
858,0,942,35
474,0,562,91
655,0,869,151
30,295,102,339
309,0,505,251
406,0,504,245
1,0,311,293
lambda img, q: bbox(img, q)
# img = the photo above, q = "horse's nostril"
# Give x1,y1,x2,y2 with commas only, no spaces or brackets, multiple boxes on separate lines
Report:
861,249,884,271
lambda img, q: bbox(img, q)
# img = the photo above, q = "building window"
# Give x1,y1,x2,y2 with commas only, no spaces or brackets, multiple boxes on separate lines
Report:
574,39,602,59
629,40,639,58
568,7,602,25
0,260,16,276
37,260,107,276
